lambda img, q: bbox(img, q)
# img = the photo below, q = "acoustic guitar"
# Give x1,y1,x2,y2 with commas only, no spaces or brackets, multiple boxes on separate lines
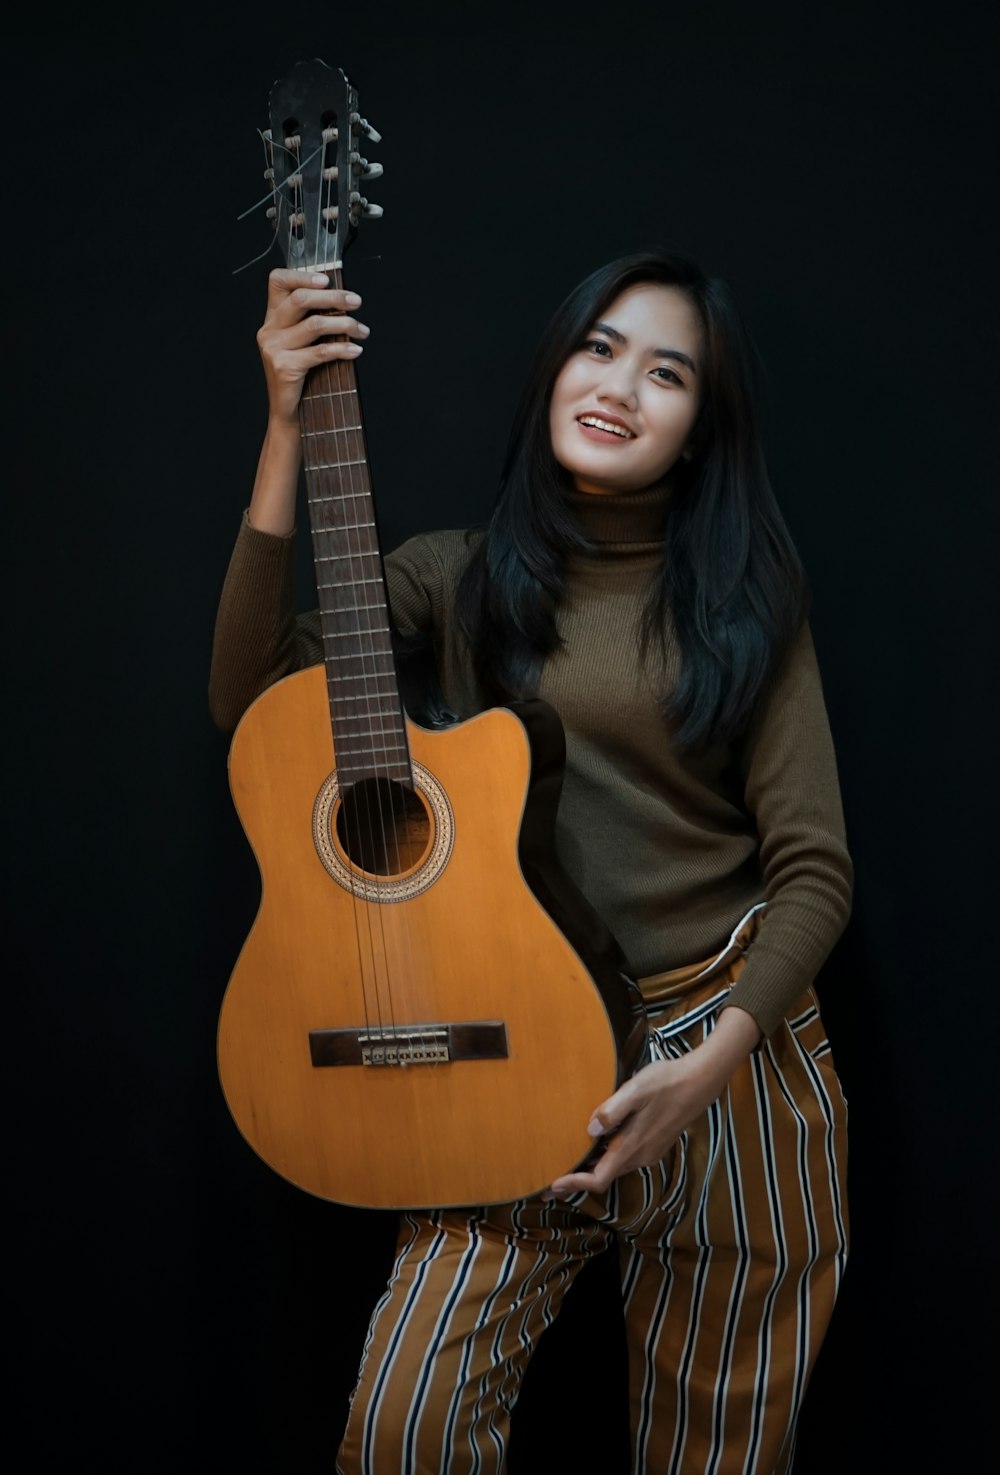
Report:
217,59,647,1208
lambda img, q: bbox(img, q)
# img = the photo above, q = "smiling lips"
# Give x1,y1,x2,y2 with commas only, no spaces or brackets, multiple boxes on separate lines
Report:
576,413,635,440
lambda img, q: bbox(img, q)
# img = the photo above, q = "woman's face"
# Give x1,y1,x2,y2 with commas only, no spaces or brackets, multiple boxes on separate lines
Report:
548,281,704,495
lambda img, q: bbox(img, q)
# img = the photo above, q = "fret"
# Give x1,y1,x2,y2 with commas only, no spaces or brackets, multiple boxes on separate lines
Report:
318,599,387,615
323,629,391,642
335,772,412,786
330,693,401,708
334,728,410,749
325,673,397,684
313,567,382,582
337,751,410,770
333,702,405,718
336,734,409,751
310,507,376,522
312,549,379,561
317,595,386,607
308,488,372,506
305,458,368,470
302,393,357,413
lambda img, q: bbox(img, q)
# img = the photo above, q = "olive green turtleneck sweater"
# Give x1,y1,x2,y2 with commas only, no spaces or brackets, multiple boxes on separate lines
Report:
210,483,852,1037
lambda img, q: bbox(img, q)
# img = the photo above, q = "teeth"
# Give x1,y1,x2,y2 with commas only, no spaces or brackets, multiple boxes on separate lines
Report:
579,415,632,438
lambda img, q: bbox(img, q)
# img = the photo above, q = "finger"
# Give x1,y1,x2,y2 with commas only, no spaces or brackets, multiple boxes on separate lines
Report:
585,1080,639,1139
306,342,366,365
270,341,365,376
545,1169,605,1198
548,1135,636,1198
266,269,363,315
267,266,331,296
268,296,366,334
272,314,370,349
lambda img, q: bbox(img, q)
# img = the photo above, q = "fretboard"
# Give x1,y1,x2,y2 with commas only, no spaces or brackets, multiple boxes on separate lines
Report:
298,298,411,787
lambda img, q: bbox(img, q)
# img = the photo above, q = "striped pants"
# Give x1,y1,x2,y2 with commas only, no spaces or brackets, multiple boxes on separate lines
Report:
336,912,849,1474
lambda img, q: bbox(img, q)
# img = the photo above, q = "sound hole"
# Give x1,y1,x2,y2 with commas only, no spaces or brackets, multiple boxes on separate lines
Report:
335,778,432,876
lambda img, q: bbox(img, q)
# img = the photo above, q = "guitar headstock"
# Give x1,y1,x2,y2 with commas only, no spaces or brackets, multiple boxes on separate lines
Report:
264,59,383,271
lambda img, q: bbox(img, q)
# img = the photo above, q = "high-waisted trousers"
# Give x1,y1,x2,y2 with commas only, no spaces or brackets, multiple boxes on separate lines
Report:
335,908,849,1475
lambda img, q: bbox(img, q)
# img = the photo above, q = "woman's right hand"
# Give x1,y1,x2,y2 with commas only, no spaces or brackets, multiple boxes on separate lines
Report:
257,268,371,425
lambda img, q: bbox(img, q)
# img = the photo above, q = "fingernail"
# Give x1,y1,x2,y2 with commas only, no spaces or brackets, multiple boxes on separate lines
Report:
346,343,363,354
311,273,330,286
587,1118,603,1137
345,291,362,306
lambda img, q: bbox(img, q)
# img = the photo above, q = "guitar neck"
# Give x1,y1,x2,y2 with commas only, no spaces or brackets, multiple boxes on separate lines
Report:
299,271,411,788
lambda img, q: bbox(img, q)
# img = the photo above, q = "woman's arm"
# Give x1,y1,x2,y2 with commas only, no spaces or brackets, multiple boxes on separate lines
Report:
723,622,853,1035
549,622,851,1196
547,1004,761,1197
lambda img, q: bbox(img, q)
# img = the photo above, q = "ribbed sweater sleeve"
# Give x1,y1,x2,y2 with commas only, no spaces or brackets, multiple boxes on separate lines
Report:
722,625,853,1034
208,513,322,732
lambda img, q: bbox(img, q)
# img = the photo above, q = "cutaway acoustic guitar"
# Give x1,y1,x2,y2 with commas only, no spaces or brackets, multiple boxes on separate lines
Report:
217,59,647,1208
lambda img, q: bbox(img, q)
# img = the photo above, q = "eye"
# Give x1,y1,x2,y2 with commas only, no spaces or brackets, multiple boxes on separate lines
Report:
582,337,613,357
652,365,683,386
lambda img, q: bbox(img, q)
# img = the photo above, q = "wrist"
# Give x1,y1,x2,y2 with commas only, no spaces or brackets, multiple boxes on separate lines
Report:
692,1006,761,1085
248,421,302,536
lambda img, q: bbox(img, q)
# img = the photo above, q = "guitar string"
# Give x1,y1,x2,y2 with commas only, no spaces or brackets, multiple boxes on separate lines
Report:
230,132,326,277
316,128,409,1054
325,273,414,1051
283,134,382,1048
316,151,395,1053
304,150,391,1050
321,126,424,1065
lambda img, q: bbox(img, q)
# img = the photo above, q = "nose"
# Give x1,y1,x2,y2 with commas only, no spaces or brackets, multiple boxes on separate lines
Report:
598,357,638,410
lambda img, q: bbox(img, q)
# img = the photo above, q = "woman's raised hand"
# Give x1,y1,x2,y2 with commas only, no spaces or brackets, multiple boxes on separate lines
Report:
247,270,370,535
257,268,371,425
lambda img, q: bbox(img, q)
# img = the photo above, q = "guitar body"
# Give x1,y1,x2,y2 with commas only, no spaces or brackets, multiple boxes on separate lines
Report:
218,664,646,1208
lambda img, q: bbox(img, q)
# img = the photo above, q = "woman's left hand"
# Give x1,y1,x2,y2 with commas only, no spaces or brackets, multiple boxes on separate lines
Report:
546,1005,762,1198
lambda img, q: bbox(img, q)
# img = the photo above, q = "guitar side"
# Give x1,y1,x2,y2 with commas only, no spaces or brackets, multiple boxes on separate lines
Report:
217,664,644,1208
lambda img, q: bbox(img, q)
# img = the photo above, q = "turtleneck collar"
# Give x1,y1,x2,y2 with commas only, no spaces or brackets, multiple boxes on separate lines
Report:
564,477,672,549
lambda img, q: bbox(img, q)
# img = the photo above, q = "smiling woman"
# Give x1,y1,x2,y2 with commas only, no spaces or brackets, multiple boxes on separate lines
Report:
548,283,703,494
209,246,852,1475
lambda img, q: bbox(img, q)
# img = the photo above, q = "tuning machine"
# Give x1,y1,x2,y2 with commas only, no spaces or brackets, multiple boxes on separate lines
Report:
351,111,382,144
349,190,384,222
351,152,384,181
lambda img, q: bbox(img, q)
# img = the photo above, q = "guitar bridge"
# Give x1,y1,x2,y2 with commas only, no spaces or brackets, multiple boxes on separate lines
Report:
309,1020,508,1068
361,1026,449,1065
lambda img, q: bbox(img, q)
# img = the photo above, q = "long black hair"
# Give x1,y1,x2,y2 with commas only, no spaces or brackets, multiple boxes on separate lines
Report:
455,250,808,748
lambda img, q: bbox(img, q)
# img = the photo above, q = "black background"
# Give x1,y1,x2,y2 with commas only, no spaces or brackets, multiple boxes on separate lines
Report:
8,1,997,1469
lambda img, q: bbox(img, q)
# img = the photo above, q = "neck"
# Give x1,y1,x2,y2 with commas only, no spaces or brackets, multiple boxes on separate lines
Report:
564,477,673,546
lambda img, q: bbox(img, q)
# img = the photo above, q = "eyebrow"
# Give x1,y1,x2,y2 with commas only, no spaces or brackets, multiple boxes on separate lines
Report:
592,320,698,376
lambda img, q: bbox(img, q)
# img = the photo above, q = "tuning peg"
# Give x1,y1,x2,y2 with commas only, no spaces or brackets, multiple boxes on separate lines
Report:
351,154,384,181
348,190,384,220
351,112,382,144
